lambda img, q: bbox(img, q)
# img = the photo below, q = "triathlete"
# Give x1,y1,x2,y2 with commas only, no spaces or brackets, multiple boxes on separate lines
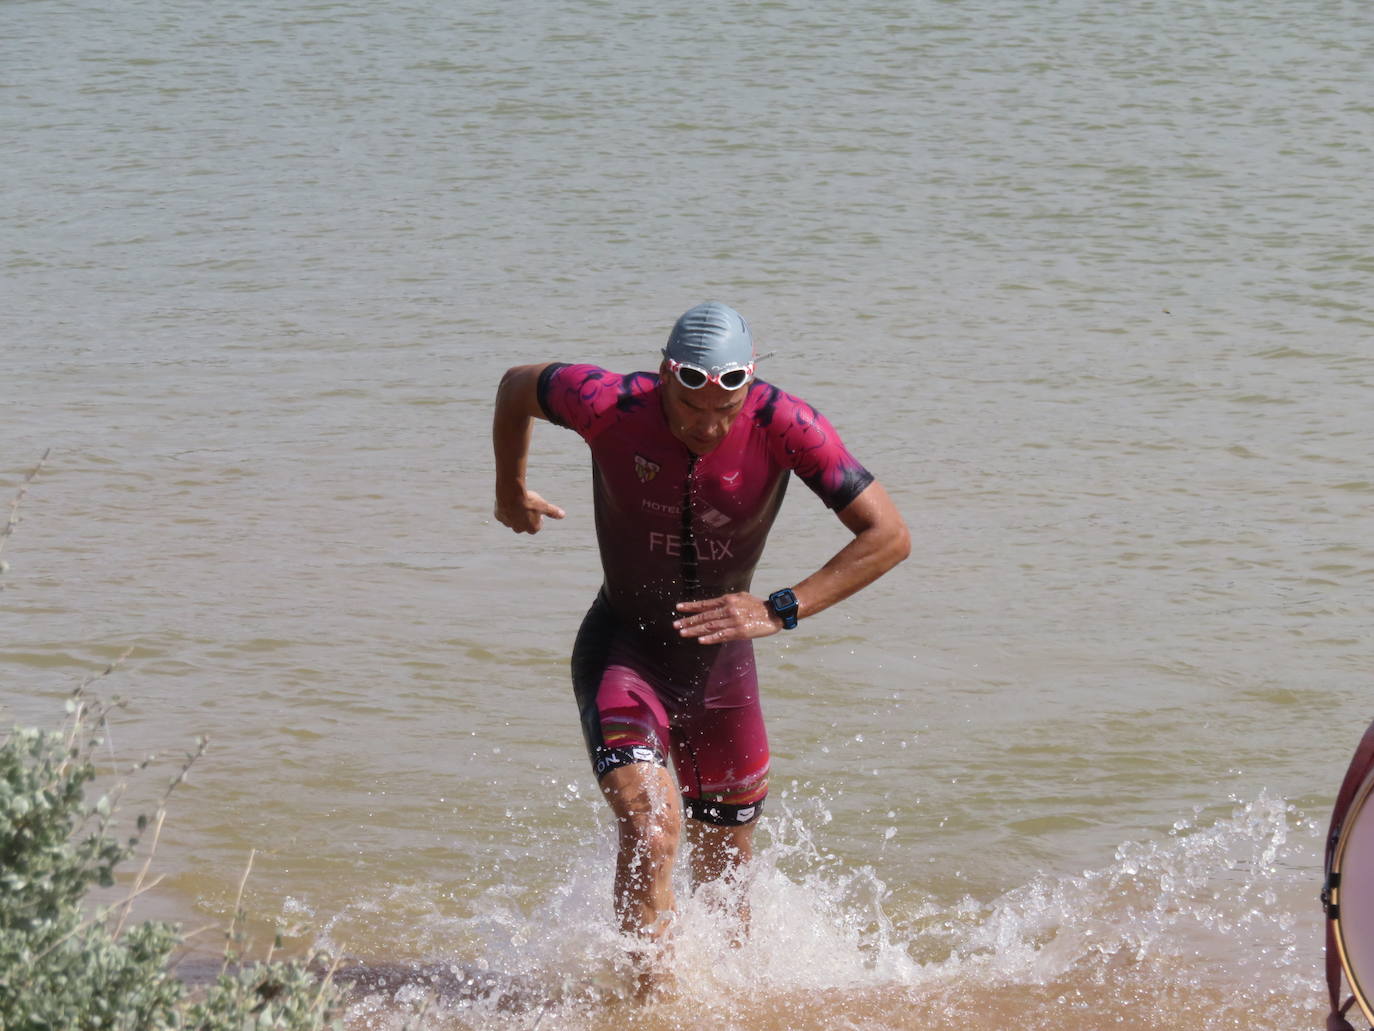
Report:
492,301,909,988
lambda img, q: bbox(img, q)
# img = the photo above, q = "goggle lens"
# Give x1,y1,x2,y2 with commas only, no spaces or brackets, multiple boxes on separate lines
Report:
718,368,751,390
677,366,708,389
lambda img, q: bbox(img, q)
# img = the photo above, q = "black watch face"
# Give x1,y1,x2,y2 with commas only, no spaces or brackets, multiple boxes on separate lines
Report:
771,589,797,611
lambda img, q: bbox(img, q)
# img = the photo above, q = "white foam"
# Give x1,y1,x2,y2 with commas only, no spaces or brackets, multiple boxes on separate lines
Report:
328,790,1324,1030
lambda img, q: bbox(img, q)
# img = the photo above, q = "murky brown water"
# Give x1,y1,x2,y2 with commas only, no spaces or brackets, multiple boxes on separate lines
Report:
5,0,1372,1026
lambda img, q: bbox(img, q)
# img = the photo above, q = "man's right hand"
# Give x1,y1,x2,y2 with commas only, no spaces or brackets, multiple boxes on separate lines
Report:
494,487,566,534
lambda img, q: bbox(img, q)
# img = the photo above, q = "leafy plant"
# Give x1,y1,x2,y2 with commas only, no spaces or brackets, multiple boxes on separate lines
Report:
0,691,343,1031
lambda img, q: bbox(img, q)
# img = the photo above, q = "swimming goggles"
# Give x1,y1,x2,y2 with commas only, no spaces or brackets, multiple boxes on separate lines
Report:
664,357,756,391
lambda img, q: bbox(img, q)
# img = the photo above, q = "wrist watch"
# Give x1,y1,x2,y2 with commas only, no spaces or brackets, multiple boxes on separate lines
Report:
767,588,799,630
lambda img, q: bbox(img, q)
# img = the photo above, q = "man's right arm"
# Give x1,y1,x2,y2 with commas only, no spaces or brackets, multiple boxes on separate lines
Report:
492,363,567,534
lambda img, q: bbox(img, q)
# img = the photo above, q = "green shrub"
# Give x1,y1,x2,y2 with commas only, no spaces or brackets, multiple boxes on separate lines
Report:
0,697,342,1031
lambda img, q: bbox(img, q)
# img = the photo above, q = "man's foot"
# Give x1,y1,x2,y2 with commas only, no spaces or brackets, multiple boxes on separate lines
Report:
630,958,677,1003
625,911,676,1003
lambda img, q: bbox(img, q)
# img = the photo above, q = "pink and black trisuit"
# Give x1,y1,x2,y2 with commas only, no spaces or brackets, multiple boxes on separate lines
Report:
538,363,874,825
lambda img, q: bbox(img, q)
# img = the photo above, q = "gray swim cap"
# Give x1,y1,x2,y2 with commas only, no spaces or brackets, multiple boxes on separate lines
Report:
663,302,754,372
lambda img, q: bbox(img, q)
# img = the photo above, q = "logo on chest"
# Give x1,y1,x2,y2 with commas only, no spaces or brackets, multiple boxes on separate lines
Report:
699,506,731,529
634,454,660,483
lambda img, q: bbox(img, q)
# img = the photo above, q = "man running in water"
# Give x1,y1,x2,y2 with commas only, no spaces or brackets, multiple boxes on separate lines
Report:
492,302,909,986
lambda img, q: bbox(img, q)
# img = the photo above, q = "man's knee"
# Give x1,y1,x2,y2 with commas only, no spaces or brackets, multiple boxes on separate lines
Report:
617,804,682,861
601,762,682,856
612,785,683,855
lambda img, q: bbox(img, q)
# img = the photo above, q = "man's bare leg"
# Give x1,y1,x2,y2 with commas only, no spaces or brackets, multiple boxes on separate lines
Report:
600,763,682,995
685,819,755,941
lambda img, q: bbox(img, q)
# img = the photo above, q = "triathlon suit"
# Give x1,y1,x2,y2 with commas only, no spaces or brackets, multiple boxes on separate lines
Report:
538,363,874,825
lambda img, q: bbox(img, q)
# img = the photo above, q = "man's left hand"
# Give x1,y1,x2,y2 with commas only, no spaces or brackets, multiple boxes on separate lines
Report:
673,593,780,644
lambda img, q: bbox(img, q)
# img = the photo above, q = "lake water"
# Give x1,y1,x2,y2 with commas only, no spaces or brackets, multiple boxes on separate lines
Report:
3,0,1372,1027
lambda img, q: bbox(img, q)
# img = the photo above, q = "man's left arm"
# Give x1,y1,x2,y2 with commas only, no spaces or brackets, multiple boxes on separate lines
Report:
672,480,911,644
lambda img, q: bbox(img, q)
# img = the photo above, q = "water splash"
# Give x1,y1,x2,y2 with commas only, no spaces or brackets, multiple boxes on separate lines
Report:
329,790,1325,1030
